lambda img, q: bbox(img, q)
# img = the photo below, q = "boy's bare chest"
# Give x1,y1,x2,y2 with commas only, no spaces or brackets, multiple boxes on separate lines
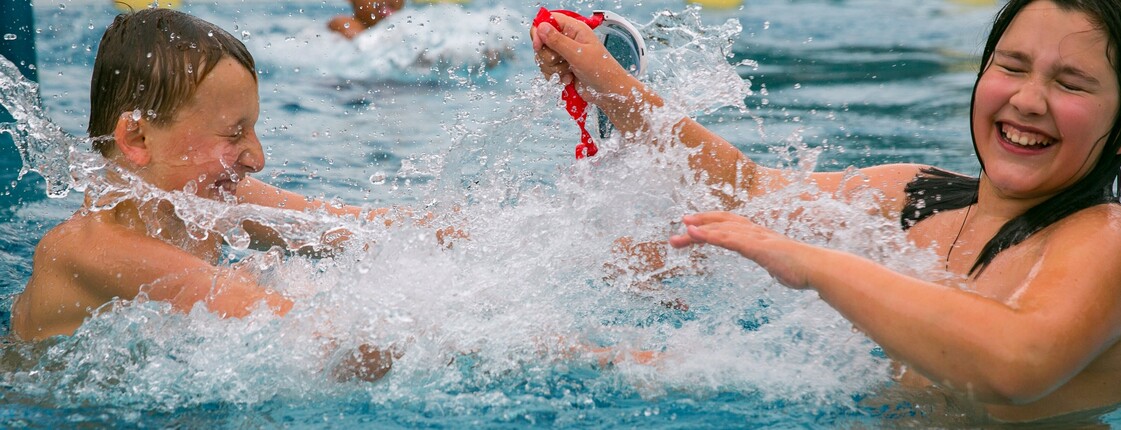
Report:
168,234,223,264
144,221,224,264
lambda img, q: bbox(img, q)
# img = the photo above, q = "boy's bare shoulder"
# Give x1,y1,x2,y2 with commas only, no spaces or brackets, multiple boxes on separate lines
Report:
33,211,91,264
37,210,98,250
32,210,140,272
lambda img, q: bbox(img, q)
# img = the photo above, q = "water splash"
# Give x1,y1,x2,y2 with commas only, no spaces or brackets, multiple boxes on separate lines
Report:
0,54,78,198
0,5,950,427
248,5,522,83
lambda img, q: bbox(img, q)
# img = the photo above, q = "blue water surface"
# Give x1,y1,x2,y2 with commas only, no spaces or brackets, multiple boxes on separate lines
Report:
7,0,1108,428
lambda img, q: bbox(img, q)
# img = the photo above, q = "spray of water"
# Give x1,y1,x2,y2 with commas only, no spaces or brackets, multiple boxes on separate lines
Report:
248,5,523,83
0,55,76,198
0,6,947,424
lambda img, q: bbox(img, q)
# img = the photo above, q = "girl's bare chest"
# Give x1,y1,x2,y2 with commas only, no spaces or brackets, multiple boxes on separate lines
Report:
906,212,1043,303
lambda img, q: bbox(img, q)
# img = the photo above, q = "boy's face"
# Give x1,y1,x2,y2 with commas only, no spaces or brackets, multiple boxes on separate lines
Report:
138,57,264,200
972,0,1119,201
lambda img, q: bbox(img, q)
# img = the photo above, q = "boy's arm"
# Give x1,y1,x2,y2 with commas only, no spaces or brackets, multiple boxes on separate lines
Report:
42,219,394,382
233,176,393,251
85,229,397,383
71,219,294,318
236,176,390,221
234,177,462,252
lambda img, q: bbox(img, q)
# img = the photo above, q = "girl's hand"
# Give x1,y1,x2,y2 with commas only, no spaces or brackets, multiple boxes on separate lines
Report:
669,212,813,289
530,13,635,107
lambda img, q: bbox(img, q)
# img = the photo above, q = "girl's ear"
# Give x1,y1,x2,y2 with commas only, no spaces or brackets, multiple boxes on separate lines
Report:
113,111,150,166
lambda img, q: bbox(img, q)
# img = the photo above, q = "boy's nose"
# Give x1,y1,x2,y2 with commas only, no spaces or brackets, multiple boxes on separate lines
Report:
238,134,265,173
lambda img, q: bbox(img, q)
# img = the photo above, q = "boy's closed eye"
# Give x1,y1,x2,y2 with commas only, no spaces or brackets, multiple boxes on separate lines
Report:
222,125,245,140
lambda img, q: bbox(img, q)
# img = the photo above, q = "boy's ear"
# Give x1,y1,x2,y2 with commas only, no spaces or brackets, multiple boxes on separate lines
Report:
113,112,150,166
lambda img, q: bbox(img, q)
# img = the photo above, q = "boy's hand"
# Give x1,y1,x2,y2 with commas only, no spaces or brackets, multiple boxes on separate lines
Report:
334,343,394,382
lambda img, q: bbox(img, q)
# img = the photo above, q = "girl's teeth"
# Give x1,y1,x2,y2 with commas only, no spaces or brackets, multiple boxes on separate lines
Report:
1002,124,1052,147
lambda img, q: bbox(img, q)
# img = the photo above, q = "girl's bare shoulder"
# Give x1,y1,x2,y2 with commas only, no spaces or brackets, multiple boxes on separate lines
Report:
1042,203,1121,254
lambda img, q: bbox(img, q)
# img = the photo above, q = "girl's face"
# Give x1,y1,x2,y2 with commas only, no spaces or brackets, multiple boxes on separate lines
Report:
138,57,264,200
973,0,1119,202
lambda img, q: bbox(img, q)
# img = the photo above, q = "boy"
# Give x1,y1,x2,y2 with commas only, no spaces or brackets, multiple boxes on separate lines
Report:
9,8,425,378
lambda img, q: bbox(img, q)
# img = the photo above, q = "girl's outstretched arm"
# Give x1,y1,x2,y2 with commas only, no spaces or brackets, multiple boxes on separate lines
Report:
669,209,1121,405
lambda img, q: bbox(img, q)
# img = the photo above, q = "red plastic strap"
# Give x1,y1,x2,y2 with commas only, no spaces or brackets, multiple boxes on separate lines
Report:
534,7,604,159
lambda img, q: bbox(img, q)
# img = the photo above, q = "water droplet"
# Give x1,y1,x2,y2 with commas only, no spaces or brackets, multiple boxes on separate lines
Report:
3,34,16,41
240,31,251,41
369,173,387,185
182,180,197,194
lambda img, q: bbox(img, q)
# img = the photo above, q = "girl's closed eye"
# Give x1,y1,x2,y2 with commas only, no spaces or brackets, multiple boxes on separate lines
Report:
1055,70,1101,94
1057,80,1085,92
994,61,1026,75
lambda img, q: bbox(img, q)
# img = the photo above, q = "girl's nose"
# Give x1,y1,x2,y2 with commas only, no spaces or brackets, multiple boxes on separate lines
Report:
1008,78,1048,117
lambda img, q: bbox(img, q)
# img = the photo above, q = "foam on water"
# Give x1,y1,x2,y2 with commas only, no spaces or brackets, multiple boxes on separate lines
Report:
0,4,950,425
248,5,523,83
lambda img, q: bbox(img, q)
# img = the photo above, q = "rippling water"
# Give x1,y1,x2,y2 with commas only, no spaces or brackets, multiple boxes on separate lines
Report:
4,0,1095,427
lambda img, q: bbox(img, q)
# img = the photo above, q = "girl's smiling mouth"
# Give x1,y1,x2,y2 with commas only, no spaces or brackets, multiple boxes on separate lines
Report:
1000,122,1056,149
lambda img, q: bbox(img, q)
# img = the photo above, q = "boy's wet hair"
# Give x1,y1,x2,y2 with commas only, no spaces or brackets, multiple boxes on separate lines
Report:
87,8,256,156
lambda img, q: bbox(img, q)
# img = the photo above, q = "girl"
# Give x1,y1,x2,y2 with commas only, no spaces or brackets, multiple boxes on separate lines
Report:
535,0,1121,422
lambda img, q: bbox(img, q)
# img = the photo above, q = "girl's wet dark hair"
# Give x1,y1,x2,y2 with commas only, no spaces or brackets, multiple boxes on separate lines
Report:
903,0,1121,275
87,8,256,156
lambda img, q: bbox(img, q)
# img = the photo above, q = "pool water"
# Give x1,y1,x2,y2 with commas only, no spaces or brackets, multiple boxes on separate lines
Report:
3,0,1116,427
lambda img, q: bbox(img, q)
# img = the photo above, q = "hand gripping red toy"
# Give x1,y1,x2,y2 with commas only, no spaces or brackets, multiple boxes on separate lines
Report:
533,8,647,159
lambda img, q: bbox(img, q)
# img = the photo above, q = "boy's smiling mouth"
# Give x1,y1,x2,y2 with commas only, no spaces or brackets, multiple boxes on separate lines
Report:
1000,122,1056,148
216,179,236,193
212,175,240,196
